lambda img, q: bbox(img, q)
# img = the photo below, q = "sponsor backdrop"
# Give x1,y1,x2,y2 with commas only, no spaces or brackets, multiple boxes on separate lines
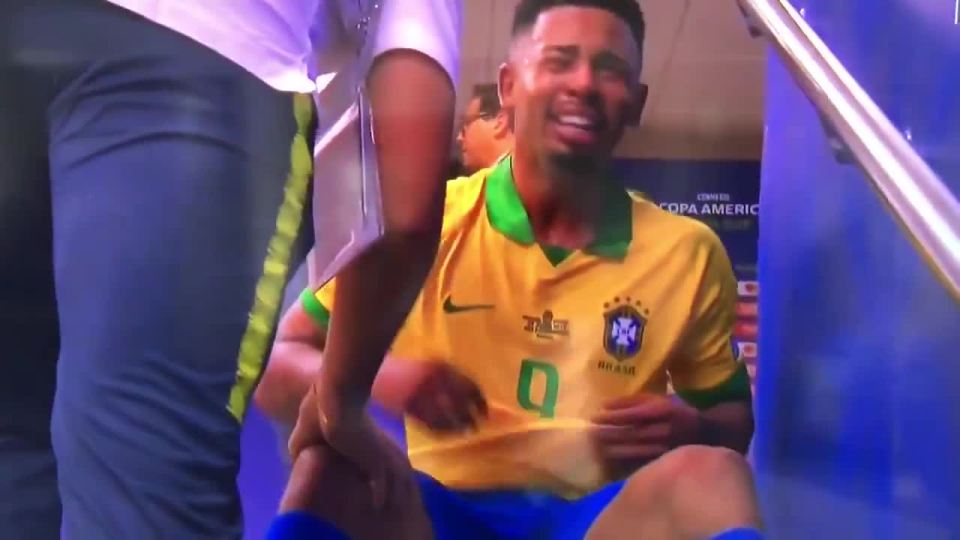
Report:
615,158,761,390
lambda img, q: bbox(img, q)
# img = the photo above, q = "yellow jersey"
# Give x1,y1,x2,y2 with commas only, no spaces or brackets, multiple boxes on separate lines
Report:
301,157,750,497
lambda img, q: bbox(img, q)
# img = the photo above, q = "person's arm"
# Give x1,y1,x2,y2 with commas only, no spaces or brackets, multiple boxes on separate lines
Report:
669,230,754,454
255,300,326,425
255,295,437,426
313,0,460,433
592,390,752,473
692,399,753,454
592,231,753,470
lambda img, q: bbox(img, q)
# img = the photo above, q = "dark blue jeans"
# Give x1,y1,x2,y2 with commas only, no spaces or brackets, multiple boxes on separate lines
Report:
0,2,312,537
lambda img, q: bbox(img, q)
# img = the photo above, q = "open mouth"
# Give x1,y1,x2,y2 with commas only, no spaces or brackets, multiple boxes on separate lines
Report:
549,111,605,146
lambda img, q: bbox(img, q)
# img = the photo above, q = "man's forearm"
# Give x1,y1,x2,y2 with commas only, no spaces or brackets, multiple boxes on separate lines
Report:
258,346,417,426
696,401,755,454
256,341,322,425
370,357,431,416
317,50,454,406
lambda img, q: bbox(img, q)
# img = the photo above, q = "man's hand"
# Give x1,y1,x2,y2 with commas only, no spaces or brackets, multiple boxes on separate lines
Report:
288,382,414,510
590,394,701,472
280,435,431,540
403,362,487,433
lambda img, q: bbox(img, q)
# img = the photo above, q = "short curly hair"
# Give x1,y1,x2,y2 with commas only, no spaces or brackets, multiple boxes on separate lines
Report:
511,0,645,50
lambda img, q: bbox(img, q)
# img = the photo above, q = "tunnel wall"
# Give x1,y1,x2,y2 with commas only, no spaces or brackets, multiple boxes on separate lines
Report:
754,1,960,537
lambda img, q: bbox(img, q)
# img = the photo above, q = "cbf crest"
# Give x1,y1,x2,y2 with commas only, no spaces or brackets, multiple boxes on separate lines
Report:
603,297,648,361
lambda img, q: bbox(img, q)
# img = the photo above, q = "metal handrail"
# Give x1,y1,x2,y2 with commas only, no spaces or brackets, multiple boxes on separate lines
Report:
738,0,960,301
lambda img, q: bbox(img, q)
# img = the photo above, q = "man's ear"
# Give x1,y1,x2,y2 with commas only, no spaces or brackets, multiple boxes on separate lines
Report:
493,111,512,138
625,83,649,127
498,62,515,110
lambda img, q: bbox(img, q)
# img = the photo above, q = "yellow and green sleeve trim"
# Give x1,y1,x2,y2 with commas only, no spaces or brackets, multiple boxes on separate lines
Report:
675,362,752,409
300,289,331,329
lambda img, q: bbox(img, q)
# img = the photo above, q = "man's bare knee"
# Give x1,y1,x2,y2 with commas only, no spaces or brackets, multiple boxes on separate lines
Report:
651,446,761,531
654,445,753,489
588,447,760,540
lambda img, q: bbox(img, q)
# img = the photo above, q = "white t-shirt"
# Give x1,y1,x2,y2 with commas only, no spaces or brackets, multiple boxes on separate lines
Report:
104,0,461,92
107,0,461,285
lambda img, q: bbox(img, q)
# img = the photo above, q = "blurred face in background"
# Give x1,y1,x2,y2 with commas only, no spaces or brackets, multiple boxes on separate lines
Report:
457,95,513,174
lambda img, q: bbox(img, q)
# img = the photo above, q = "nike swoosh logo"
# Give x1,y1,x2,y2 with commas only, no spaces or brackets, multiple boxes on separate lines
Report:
443,295,494,314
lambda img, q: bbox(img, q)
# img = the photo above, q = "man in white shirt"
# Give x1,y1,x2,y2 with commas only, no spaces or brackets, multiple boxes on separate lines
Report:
0,0,460,537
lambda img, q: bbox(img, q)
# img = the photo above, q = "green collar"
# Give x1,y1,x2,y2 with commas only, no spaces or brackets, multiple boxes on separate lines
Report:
485,156,632,265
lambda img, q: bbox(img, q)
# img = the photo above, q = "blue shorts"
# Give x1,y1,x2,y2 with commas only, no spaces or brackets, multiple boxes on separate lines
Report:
267,472,767,540
268,472,624,540
418,474,625,540
269,513,763,540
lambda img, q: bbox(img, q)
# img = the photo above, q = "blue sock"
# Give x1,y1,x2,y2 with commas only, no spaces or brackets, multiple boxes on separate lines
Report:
266,512,349,540
710,527,765,540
